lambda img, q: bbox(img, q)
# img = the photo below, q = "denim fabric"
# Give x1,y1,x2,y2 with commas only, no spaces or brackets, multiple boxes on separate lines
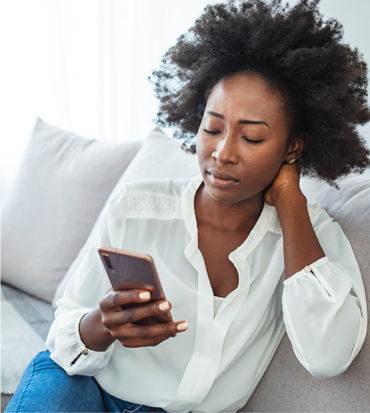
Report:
5,350,168,412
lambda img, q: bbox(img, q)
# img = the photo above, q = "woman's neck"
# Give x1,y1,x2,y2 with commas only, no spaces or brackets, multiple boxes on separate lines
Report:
194,183,265,233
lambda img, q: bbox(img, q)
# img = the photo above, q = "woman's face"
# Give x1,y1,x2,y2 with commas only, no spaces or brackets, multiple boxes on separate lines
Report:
196,72,294,206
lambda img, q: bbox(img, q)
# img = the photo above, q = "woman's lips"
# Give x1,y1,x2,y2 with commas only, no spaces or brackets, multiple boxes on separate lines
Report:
207,171,240,188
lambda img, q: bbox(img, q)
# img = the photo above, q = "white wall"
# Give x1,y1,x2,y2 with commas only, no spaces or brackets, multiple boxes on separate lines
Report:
289,0,370,144
0,0,221,204
1,0,369,204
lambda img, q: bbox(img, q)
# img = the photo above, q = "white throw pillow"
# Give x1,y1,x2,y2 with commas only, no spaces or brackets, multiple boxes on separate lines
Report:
1,117,143,303
52,127,201,307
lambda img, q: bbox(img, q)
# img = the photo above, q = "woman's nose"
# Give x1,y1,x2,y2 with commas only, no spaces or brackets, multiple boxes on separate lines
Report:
212,135,239,165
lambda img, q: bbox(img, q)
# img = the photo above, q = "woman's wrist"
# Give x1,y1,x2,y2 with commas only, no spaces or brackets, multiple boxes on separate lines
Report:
79,308,115,352
274,184,306,214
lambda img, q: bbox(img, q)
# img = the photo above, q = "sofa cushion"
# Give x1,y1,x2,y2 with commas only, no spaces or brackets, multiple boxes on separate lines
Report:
1,283,54,396
53,127,201,307
241,173,370,412
1,117,143,303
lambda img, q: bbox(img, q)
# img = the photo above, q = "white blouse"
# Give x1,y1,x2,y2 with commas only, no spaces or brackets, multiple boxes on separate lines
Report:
213,296,224,318
46,174,367,413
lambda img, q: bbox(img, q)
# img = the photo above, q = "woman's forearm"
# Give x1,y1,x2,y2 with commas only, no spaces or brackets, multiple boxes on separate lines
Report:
275,188,325,279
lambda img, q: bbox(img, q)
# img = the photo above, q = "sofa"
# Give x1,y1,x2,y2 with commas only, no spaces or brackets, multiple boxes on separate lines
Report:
2,116,370,412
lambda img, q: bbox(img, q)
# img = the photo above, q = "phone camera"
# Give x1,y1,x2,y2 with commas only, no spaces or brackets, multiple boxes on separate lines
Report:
103,254,113,270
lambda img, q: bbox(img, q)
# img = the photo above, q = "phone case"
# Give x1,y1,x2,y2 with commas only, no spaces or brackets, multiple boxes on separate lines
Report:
98,246,173,326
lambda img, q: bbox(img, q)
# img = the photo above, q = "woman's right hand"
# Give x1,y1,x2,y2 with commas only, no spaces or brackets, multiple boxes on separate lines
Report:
98,287,189,348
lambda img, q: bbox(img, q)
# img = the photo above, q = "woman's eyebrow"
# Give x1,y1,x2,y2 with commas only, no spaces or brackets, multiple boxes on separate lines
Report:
206,110,271,130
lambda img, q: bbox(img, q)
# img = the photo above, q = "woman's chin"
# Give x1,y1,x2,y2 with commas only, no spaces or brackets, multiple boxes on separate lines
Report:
204,179,267,207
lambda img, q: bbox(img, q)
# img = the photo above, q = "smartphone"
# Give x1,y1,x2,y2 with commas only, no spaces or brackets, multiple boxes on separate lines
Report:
98,246,173,326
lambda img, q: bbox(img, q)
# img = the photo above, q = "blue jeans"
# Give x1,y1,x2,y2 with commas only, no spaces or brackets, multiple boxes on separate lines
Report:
5,350,168,412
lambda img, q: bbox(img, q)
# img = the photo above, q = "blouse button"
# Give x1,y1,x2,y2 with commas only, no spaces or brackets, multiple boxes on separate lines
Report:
304,265,312,273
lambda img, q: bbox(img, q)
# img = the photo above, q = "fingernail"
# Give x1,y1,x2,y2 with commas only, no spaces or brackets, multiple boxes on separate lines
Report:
139,292,150,300
177,322,189,331
158,301,170,310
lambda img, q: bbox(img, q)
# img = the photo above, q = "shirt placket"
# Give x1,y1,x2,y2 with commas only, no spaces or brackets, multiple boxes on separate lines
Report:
163,235,252,412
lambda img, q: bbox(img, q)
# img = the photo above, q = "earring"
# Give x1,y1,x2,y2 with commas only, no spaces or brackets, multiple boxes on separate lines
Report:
288,158,296,164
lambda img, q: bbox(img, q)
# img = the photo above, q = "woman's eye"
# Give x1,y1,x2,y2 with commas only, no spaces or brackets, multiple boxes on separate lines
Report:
203,129,219,134
203,129,263,144
242,136,263,144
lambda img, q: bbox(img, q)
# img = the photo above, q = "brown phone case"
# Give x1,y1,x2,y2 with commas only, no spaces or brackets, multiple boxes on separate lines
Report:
98,246,173,326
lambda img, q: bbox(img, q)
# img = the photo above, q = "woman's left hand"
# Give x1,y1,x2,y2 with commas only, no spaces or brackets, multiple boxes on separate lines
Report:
264,161,301,207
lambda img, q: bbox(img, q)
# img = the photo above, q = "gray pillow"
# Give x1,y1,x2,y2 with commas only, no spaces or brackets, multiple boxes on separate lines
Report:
1,117,142,303
52,127,201,307
241,173,370,412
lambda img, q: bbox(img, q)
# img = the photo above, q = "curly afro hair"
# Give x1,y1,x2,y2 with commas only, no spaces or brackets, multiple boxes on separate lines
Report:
148,0,370,185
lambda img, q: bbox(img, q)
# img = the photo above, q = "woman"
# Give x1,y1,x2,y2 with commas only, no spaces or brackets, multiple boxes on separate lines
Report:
6,0,369,412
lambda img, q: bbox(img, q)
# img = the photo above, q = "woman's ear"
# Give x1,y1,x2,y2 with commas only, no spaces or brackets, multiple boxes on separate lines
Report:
284,133,308,163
